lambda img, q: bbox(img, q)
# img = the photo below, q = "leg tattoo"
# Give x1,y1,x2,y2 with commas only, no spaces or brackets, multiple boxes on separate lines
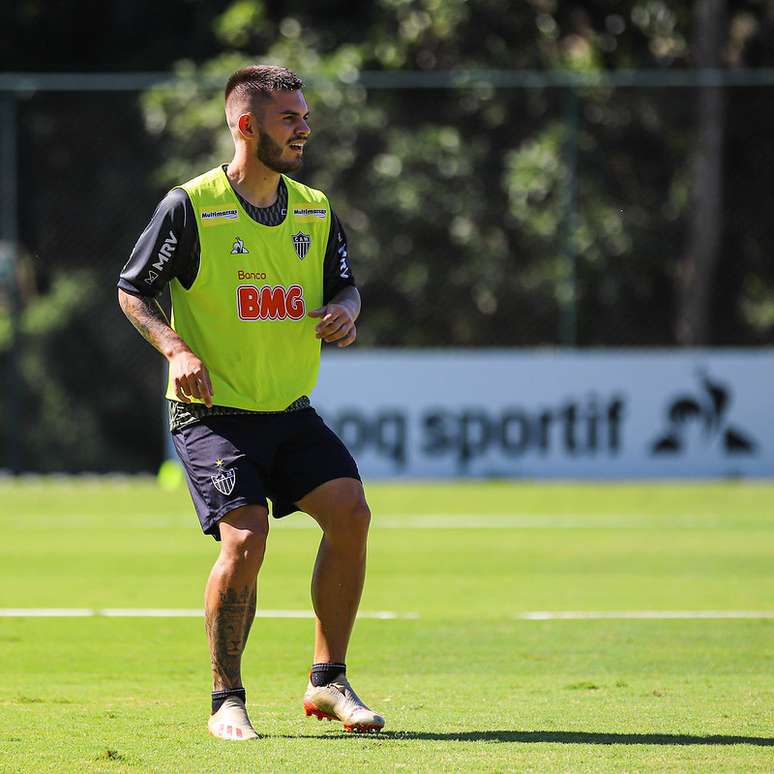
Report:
206,582,257,690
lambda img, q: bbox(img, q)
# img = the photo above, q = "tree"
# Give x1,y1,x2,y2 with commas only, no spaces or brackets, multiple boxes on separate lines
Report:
2,0,774,472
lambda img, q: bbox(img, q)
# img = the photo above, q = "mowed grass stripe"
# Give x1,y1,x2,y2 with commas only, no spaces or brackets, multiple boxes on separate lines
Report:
2,608,772,620
516,610,774,620
0,608,419,619
10,513,770,530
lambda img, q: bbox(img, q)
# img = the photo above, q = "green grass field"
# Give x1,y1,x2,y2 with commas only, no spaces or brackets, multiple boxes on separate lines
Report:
0,479,772,773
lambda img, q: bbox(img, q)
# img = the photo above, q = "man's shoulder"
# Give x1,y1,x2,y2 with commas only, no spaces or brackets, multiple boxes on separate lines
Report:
151,186,195,227
179,166,225,193
283,175,329,205
163,186,191,208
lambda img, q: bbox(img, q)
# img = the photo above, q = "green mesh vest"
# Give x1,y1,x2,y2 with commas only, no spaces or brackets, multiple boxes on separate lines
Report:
166,166,329,411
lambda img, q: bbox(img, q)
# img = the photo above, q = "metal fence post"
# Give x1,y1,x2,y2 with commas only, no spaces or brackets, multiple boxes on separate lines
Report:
0,93,20,473
559,86,579,346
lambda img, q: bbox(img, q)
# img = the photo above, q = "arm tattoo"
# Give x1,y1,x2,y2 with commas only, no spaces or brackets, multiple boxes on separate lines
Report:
118,292,184,359
205,584,257,690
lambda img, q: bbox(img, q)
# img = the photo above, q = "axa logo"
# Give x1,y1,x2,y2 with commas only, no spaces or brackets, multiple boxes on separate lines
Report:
237,284,305,321
650,370,757,455
144,230,177,284
231,236,249,254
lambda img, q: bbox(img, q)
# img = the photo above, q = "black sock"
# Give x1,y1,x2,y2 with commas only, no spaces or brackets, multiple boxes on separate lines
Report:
310,662,346,687
211,687,246,715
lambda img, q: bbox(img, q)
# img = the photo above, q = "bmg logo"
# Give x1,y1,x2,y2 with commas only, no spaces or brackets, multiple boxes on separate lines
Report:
237,284,305,321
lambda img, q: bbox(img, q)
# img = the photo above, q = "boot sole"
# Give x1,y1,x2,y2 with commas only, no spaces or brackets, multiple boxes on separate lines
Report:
304,700,384,733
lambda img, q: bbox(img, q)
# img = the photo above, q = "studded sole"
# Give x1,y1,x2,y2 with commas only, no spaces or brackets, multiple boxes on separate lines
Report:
303,701,383,734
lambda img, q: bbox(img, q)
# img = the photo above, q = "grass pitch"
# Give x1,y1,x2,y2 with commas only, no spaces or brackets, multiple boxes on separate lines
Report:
0,479,772,772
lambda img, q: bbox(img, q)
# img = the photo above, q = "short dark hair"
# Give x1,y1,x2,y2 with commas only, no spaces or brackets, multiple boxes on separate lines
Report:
225,65,303,104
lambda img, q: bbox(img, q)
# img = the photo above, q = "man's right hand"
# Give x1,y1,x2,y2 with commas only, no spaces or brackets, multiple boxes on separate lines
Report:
169,350,214,407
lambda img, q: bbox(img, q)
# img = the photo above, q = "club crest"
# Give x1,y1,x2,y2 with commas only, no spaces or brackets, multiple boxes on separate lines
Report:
291,231,311,260
211,468,236,496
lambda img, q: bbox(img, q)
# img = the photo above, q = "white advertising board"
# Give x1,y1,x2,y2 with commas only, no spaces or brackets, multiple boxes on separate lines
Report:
313,350,774,479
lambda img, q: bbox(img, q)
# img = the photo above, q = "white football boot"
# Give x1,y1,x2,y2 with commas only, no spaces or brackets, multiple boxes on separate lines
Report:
303,674,385,733
207,696,259,741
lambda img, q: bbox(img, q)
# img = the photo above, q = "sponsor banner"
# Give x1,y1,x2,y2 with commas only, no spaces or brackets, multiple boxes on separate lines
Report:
313,350,774,479
200,207,239,226
293,207,327,222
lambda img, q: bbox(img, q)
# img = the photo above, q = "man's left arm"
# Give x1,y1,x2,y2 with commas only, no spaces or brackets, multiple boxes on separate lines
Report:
308,211,360,348
309,285,361,348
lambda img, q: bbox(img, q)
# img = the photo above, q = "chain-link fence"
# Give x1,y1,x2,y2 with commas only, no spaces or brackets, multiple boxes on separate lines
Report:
1,70,773,472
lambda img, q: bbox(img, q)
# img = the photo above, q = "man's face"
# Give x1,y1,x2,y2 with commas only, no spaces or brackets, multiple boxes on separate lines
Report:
254,90,311,173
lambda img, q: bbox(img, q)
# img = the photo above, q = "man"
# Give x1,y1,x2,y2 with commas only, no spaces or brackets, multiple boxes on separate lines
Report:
117,65,384,740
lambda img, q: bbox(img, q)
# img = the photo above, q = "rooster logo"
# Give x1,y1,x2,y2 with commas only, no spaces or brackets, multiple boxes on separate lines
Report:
651,371,757,455
231,236,249,254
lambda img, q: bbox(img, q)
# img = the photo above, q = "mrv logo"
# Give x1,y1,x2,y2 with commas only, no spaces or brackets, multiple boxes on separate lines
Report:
323,395,625,470
144,230,178,284
651,371,757,455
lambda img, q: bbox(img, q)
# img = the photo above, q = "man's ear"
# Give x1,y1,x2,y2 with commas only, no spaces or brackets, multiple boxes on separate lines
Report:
238,113,256,139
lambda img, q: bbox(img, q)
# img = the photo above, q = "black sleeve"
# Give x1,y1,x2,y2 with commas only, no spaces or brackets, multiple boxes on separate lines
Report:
118,188,200,298
322,210,356,304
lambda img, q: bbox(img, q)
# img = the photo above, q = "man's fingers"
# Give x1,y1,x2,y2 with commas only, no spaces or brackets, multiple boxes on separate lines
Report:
323,322,351,343
200,368,214,408
336,328,357,348
187,376,202,401
175,370,214,406
320,318,348,338
308,306,326,319
175,378,192,403
315,313,337,336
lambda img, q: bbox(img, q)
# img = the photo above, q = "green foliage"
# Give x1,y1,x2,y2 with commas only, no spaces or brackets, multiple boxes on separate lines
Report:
5,0,774,471
136,0,774,351
214,0,267,48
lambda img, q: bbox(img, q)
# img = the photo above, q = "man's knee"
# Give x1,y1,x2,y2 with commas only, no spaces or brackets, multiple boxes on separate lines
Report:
327,492,371,545
219,505,270,564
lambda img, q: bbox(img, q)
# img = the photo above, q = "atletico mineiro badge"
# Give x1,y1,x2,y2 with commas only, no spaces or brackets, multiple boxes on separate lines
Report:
211,459,236,496
292,232,311,260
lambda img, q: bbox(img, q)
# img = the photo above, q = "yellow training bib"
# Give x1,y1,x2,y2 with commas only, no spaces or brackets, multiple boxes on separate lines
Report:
166,166,330,411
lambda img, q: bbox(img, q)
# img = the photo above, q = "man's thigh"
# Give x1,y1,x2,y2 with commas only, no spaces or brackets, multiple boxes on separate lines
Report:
296,477,368,531
218,504,270,551
268,409,361,519
172,416,271,540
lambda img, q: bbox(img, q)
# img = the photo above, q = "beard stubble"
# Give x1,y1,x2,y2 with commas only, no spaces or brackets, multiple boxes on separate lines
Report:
256,128,303,174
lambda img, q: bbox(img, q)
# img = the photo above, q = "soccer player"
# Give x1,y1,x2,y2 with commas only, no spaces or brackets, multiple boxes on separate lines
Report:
117,65,384,739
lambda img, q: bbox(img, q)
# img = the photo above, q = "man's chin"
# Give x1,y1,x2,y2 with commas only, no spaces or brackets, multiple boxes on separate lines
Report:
267,158,303,174
287,160,303,172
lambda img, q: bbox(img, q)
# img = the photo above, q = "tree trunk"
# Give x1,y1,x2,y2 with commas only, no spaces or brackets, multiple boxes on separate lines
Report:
676,0,726,345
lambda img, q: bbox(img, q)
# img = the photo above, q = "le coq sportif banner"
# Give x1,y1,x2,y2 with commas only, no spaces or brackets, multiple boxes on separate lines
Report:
313,350,774,479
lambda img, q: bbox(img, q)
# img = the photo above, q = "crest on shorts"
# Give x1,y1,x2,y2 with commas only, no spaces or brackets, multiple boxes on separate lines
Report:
291,231,311,260
211,468,236,496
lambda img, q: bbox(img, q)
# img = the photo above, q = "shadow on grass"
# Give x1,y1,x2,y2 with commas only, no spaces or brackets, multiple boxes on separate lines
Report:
287,730,773,746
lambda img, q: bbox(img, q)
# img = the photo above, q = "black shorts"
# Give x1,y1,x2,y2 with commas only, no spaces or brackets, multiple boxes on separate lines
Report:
171,408,360,541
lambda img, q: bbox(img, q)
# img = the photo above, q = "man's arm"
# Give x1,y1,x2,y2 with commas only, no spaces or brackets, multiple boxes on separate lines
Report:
118,189,212,406
118,289,214,406
311,210,359,347
308,285,361,348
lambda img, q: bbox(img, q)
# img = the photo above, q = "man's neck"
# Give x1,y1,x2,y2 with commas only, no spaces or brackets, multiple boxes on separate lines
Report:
226,152,281,208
